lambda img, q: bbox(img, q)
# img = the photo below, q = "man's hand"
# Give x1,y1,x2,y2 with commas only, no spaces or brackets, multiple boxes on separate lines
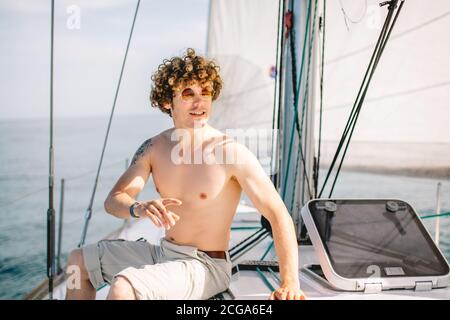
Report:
269,283,306,300
134,198,182,229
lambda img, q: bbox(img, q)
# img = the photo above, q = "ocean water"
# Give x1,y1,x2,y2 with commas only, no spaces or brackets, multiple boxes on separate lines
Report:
0,114,449,299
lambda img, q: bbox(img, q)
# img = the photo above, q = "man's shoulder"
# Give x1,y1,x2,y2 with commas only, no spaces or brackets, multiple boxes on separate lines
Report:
138,129,172,148
133,131,168,159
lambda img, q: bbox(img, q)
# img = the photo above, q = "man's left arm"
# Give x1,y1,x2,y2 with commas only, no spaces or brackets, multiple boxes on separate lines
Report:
230,143,305,300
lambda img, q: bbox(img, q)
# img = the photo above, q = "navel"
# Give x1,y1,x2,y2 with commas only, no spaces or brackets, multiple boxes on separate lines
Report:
199,193,207,200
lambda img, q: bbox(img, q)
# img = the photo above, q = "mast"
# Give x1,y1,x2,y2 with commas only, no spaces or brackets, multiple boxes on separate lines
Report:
278,0,320,241
47,0,56,299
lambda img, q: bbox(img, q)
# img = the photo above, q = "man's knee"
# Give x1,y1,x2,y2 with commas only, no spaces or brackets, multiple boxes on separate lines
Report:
107,276,137,300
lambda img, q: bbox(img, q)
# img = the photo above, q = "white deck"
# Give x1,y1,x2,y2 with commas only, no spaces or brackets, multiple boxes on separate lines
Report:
50,204,450,300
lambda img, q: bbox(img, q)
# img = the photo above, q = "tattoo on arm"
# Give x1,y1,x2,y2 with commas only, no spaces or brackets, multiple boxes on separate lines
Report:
130,138,153,167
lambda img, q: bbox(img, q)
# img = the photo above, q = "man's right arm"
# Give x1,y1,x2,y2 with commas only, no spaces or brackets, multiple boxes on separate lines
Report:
104,138,153,219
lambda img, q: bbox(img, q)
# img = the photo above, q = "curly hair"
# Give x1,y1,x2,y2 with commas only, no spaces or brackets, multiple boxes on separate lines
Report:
150,48,223,116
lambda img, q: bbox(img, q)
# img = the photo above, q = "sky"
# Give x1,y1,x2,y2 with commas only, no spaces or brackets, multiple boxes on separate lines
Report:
0,0,210,120
1,0,449,143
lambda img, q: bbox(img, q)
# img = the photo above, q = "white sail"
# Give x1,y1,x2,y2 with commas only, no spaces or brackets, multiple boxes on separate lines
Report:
206,0,281,174
320,0,450,177
206,0,319,241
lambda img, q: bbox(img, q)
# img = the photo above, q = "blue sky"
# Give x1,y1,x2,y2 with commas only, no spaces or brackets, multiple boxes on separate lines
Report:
0,0,209,119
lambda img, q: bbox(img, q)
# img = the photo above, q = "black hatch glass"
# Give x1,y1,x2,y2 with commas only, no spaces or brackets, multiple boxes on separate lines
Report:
308,199,449,279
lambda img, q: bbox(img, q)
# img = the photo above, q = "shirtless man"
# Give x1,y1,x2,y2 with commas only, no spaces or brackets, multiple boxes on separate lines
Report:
66,48,304,300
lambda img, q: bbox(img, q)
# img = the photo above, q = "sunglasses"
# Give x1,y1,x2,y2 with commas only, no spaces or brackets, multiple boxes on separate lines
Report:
176,87,213,102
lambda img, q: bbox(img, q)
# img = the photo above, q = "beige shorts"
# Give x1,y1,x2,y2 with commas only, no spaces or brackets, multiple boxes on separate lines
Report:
82,238,232,300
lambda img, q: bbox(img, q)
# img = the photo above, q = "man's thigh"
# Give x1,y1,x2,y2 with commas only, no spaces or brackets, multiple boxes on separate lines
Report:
82,239,158,289
115,258,218,300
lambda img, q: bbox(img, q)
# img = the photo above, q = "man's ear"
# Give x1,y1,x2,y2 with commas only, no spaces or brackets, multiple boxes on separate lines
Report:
163,103,171,111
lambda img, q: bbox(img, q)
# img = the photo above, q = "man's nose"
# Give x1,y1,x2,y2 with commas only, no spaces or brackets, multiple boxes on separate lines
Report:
193,95,204,106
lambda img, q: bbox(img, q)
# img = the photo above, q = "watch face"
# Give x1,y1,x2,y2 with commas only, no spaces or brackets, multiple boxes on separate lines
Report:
308,199,449,279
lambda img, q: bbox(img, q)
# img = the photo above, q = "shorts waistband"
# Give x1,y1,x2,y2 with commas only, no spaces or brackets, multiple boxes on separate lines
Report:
199,250,227,260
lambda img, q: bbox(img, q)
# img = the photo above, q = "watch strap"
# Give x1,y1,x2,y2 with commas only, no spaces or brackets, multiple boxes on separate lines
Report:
129,202,140,218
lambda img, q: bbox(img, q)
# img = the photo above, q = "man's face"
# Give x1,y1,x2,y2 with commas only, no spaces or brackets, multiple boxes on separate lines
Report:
166,82,213,128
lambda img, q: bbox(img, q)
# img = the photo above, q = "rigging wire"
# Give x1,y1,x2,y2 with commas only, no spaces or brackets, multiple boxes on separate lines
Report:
319,1,397,198
0,187,47,209
320,1,397,197
230,229,270,259
0,159,125,210
78,0,141,248
319,0,405,198
328,0,405,197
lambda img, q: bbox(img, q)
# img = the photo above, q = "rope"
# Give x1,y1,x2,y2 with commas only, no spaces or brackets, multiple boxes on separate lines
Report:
288,3,298,104
78,0,141,247
420,212,450,220
268,267,281,283
256,267,276,292
229,228,265,255
254,240,277,293
230,229,270,259
261,240,275,260
230,226,261,231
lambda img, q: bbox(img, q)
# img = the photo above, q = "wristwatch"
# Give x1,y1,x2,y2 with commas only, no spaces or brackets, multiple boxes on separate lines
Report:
129,202,141,218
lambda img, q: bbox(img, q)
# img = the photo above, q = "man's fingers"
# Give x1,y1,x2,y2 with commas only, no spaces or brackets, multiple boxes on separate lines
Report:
278,290,287,300
168,211,181,221
270,286,305,300
147,204,166,228
149,201,172,229
152,200,168,215
162,198,183,207
298,290,306,300
136,204,161,227
150,202,173,228
143,208,161,227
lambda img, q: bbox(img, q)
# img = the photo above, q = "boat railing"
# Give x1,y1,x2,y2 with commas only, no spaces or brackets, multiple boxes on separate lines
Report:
17,170,449,299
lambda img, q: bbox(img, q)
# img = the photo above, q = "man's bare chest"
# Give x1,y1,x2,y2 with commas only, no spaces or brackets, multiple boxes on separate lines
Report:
151,149,231,204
